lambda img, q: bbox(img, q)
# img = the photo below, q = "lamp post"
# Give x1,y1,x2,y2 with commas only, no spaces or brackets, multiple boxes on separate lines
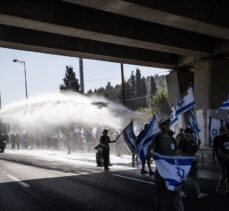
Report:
13,59,28,99
120,63,126,106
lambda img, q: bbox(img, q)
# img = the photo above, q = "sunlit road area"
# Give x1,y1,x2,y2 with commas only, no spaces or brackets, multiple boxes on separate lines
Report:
0,150,228,211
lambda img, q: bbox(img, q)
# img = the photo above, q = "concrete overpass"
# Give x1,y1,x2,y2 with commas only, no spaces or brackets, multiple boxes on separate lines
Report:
1,0,229,143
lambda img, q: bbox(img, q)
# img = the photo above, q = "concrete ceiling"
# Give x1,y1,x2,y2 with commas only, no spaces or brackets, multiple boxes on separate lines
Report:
0,0,228,69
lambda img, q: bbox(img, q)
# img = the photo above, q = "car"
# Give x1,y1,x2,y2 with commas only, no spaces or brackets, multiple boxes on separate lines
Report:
0,121,9,153
0,136,7,152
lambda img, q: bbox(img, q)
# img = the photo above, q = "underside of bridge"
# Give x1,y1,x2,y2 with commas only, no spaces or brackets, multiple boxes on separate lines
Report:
1,0,229,143
1,0,229,68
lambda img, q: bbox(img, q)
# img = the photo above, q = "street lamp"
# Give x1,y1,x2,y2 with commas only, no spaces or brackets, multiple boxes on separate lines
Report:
13,59,28,99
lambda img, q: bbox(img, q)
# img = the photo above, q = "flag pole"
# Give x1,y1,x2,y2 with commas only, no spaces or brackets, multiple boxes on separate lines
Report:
114,120,133,142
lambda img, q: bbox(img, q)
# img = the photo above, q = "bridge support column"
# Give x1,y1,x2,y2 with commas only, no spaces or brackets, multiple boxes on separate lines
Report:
194,59,229,145
166,69,194,130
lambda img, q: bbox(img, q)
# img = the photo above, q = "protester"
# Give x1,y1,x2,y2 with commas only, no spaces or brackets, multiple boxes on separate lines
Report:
168,130,176,141
212,126,226,193
153,117,184,211
178,127,207,199
99,128,116,171
11,133,16,149
16,133,20,149
175,128,185,146
137,123,154,175
218,122,229,196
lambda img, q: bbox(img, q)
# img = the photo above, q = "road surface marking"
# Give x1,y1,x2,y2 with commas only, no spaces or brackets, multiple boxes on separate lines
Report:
112,174,155,185
7,174,30,188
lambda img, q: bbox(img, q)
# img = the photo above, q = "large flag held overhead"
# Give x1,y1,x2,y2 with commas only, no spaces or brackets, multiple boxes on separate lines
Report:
216,95,229,112
154,153,193,191
176,85,195,116
135,115,160,164
208,117,224,145
170,105,178,125
123,121,137,153
188,110,200,140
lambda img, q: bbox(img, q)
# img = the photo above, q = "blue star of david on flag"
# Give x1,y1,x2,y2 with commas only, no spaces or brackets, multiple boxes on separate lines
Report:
211,128,218,136
154,153,193,191
177,166,185,181
208,116,225,145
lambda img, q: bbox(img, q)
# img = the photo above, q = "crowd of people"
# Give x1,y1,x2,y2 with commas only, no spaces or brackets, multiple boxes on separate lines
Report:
99,117,227,211
3,117,229,210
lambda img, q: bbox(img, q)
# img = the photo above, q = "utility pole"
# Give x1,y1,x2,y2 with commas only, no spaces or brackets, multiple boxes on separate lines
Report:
0,91,1,110
121,63,126,105
79,58,84,94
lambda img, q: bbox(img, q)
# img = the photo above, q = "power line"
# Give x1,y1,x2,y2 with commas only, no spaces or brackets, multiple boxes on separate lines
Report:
126,94,154,102
85,77,120,82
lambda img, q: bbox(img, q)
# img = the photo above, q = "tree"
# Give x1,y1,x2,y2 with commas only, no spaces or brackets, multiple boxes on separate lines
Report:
87,89,93,96
135,69,147,108
150,76,157,96
150,76,157,112
59,66,80,92
152,89,170,117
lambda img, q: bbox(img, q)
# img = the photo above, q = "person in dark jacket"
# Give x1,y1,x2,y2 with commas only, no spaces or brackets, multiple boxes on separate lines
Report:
212,126,226,193
175,128,185,146
218,122,229,196
153,117,184,211
178,127,207,199
137,123,154,175
99,128,115,171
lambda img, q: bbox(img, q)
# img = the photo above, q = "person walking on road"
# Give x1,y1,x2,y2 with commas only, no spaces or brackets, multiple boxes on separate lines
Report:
137,123,154,175
99,129,115,171
178,127,207,199
218,122,229,196
153,117,184,211
212,126,226,194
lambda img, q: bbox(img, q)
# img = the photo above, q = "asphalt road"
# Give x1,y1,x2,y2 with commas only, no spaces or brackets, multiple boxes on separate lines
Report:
0,159,228,211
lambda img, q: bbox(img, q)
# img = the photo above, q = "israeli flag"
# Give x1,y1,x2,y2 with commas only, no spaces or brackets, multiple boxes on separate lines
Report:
170,105,178,125
188,110,200,140
154,153,193,191
176,85,195,116
208,117,224,145
91,127,97,138
135,115,160,163
216,95,229,112
123,121,137,153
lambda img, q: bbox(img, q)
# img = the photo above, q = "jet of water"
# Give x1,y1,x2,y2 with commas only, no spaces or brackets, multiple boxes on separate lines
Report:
0,92,143,132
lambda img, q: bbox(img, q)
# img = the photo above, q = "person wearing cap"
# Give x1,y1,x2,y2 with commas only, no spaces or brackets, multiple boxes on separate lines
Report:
178,127,207,199
99,128,116,171
153,117,184,211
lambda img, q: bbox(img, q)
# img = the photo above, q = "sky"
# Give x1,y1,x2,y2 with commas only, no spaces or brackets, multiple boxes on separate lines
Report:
0,47,169,108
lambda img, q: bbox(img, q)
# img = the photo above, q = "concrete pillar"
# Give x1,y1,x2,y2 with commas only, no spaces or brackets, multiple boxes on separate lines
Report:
166,69,194,104
166,69,194,130
194,59,229,145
